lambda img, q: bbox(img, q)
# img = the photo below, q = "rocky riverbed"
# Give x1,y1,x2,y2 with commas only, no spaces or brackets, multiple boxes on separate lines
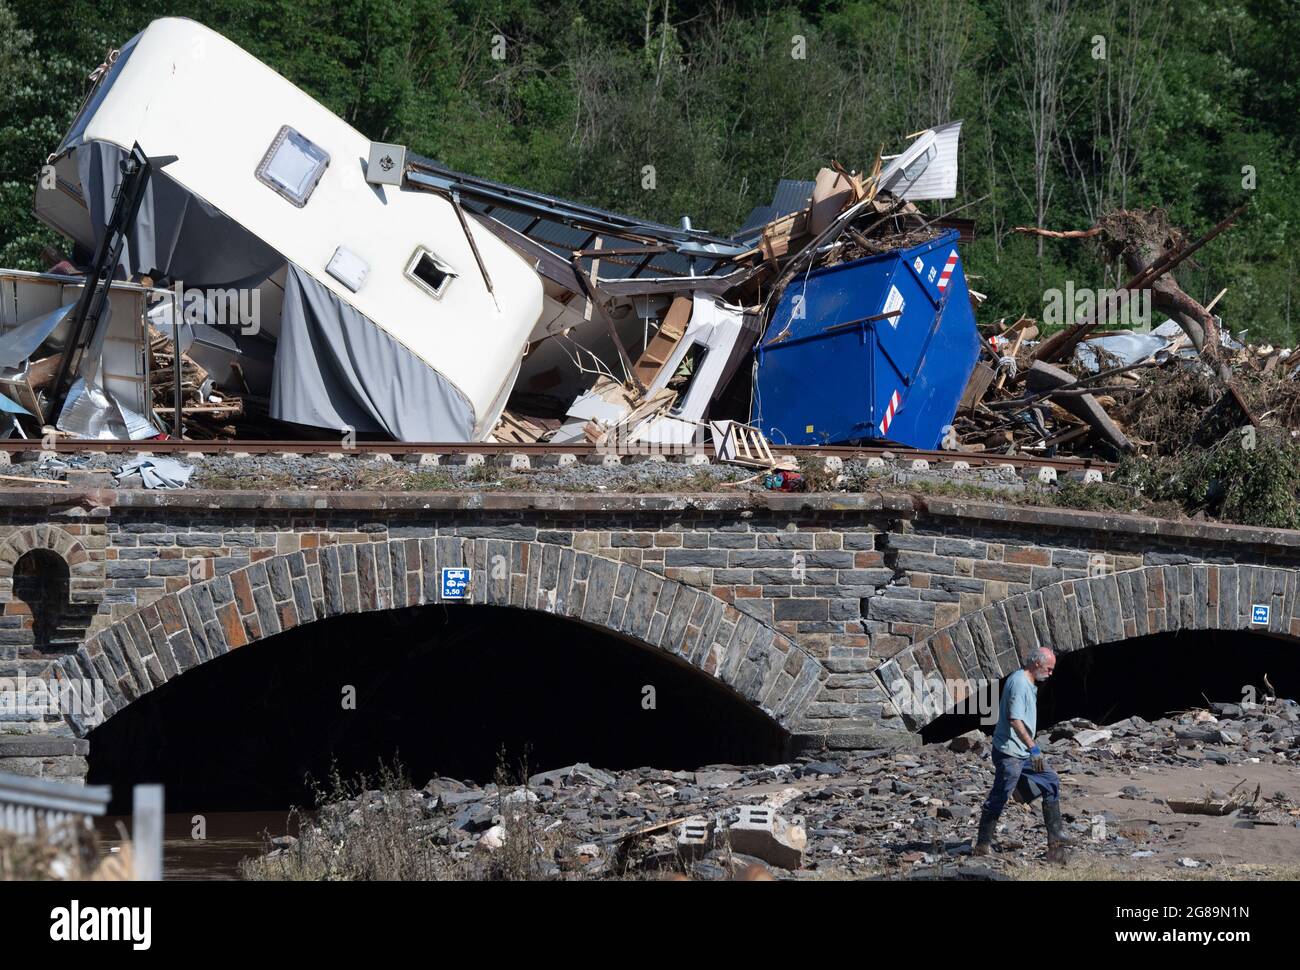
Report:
243,699,1300,881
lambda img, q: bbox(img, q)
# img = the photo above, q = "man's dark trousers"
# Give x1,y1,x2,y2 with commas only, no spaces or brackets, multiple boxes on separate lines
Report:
982,748,1062,817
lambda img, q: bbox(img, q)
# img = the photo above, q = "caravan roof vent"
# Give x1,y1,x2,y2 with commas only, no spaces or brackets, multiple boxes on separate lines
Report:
405,247,456,299
256,126,329,207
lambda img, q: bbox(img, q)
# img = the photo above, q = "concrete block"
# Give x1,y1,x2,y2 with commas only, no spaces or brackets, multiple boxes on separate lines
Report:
676,815,717,859
725,805,806,870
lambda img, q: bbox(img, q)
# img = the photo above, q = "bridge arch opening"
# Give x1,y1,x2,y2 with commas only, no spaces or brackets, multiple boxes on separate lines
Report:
9,549,78,654
86,604,788,812
921,629,1300,743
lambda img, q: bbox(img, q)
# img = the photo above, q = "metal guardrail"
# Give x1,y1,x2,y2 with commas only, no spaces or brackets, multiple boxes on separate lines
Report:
0,772,111,837
0,773,164,880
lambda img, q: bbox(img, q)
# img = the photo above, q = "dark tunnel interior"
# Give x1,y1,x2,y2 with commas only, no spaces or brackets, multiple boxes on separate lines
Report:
87,605,788,813
921,628,1300,743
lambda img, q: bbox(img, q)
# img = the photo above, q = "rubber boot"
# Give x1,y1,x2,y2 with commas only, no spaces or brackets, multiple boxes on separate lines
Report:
973,808,999,857
1042,799,1072,864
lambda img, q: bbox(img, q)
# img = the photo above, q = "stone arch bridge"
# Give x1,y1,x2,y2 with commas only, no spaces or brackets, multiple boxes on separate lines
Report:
3,486,1298,779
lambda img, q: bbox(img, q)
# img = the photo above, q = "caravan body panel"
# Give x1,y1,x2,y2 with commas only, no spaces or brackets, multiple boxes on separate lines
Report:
39,18,543,438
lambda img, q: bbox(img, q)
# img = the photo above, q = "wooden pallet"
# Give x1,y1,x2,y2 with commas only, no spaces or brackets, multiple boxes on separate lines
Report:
713,421,784,469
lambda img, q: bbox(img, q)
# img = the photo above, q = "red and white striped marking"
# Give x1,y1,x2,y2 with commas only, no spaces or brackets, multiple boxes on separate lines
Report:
936,249,959,291
878,389,902,437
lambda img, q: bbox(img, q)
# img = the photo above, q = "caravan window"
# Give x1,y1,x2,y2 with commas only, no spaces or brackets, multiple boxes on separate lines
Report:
405,248,456,299
256,126,329,207
667,342,709,415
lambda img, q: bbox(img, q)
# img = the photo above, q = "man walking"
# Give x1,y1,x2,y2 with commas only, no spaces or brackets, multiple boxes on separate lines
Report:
974,646,1071,863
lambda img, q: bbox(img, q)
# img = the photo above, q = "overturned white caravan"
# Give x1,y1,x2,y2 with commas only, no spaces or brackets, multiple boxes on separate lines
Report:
33,17,543,441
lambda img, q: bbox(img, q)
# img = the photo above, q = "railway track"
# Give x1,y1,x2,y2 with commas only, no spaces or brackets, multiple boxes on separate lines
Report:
0,439,1115,473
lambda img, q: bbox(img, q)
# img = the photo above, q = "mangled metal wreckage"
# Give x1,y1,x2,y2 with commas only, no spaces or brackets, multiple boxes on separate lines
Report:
5,17,980,452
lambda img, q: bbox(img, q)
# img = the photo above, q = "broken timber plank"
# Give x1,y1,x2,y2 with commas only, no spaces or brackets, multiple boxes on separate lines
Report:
1025,361,1135,454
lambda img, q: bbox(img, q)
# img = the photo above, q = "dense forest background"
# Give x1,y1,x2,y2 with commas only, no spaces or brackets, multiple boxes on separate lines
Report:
1,0,1296,341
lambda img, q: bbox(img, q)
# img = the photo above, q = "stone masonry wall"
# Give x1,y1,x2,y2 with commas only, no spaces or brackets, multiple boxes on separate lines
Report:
3,489,1300,755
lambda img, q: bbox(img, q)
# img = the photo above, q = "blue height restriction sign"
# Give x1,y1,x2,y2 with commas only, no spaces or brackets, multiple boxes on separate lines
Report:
442,568,471,599
1251,604,1270,625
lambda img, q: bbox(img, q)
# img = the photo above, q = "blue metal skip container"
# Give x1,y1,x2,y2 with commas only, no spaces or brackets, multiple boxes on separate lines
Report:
752,229,980,449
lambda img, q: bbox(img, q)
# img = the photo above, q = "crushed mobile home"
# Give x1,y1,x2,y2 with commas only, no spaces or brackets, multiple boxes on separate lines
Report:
33,18,541,442
6,17,979,452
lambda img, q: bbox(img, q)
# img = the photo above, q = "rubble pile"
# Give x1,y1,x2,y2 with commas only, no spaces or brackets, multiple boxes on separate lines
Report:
958,313,1300,463
1,20,1289,514
0,27,984,462
953,204,1297,464
249,700,1300,881
145,329,247,439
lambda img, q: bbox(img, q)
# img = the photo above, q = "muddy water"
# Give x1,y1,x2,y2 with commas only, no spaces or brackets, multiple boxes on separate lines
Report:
94,811,299,881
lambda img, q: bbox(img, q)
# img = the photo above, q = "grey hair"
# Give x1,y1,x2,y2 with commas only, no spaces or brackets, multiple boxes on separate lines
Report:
1023,647,1056,670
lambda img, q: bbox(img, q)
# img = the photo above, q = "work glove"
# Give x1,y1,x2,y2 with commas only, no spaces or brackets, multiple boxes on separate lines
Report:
1029,745,1045,774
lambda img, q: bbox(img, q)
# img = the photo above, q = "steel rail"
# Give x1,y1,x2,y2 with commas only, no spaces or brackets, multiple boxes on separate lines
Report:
0,439,1115,471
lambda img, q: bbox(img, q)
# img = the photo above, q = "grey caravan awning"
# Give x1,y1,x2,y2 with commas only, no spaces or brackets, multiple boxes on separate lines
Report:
271,265,475,440
75,141,283,288
72,143,474,440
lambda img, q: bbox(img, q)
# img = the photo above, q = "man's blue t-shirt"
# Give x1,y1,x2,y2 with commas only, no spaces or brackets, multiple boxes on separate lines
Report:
992,668,1037,757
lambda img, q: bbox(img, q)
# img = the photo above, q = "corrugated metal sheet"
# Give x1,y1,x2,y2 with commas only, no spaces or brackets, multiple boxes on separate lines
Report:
737,179,814,234
737,205,776,233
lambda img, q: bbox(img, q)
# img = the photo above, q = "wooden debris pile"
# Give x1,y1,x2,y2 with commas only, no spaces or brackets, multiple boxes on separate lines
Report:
511,164,966,451
490,410,557,444
147,328,244,438
951,313,1160,458
725,170,959,309
955,309,1300,461
942,204,1300,461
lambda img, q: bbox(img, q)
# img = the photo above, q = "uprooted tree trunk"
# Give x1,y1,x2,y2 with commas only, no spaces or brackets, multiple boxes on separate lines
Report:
1015,206,1229,375
1094,207,1222,353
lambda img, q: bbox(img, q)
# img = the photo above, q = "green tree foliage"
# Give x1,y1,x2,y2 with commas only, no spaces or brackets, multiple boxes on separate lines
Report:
1,0,1296,342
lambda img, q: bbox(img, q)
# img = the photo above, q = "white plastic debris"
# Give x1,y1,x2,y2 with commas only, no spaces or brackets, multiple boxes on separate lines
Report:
114,455,196,489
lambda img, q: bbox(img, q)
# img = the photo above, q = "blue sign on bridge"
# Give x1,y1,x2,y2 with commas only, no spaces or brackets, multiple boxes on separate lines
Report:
441,568,471,600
